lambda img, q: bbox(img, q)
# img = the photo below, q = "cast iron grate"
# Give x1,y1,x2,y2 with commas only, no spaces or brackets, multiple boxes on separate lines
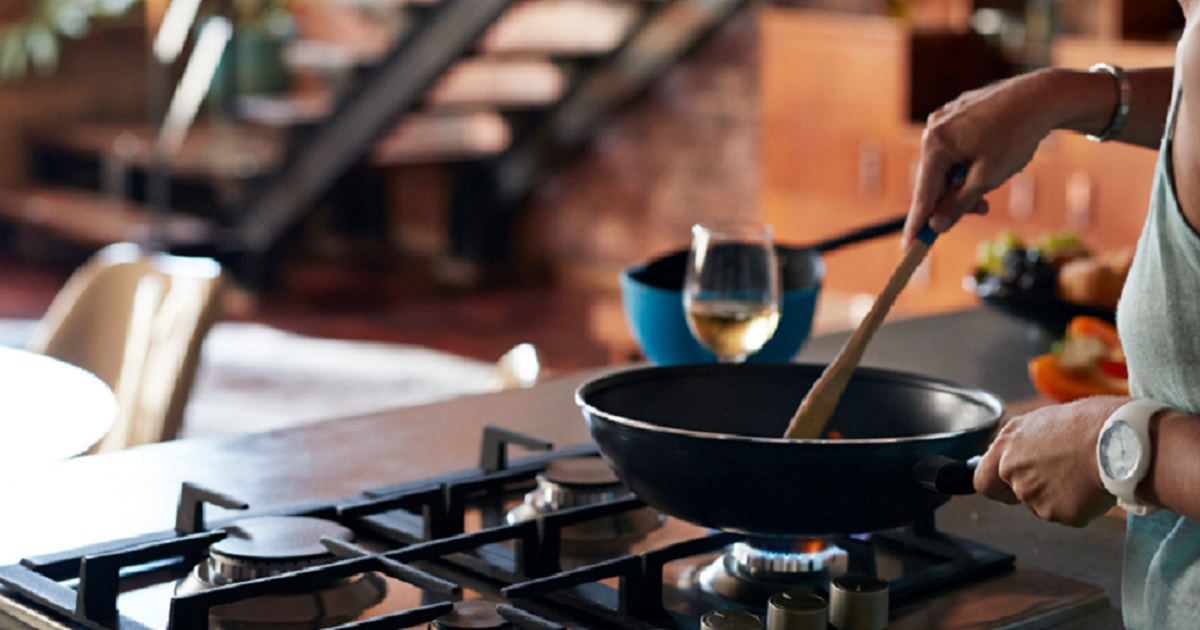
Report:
0,425,1015,630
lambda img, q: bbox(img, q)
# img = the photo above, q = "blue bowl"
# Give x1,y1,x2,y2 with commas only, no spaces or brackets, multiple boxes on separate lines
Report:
620,246,825,365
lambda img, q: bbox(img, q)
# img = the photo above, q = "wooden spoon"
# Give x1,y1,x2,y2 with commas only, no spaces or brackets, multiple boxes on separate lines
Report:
777,224,936,436
782,165,967,440
783,225,937,439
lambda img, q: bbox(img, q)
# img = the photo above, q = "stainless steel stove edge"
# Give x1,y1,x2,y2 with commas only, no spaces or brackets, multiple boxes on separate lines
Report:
0,595,70,630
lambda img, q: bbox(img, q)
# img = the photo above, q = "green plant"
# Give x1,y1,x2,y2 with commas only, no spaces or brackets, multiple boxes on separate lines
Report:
228,0,294,35
0,0,298,81
0,0,139,80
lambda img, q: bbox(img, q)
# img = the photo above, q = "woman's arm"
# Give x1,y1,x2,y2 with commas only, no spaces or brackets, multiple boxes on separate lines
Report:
903,66,1176,247
1099,67,1176,149
973,398,1200,525
1141,408,1200,521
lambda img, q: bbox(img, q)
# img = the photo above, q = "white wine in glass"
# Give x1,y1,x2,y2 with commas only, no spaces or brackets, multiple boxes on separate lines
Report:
684,222,781,363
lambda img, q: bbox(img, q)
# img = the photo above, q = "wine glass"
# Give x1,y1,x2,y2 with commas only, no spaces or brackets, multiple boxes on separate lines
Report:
683,221,782,363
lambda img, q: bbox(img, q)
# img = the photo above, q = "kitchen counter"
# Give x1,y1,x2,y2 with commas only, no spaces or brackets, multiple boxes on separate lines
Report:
0,307,1126,627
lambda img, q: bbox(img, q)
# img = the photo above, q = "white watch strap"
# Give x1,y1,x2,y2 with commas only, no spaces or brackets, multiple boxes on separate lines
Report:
1100,399,1167,516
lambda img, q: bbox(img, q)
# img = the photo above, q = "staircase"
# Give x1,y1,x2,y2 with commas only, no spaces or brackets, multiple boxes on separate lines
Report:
1,0,748,289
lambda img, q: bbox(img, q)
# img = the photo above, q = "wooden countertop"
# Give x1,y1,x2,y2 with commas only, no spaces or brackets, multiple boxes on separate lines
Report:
0,369,608,565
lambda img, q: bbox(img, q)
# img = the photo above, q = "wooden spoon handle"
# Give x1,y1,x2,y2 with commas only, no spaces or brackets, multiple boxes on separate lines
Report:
783,227,937,440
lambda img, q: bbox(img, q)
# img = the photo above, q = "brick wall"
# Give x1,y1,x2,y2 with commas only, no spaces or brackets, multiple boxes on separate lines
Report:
514,5,762,291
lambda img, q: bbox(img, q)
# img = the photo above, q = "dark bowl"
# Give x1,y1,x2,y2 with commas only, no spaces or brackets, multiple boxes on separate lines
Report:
968,273,1115,333
620,246,825,365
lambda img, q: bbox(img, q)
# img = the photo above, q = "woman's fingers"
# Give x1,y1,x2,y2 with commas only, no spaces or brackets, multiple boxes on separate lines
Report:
926,161,987,234
903,158,969,247
904,163,982,247
973,442,1020,505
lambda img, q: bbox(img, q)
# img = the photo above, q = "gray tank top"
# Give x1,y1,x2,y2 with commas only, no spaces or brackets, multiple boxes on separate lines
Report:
1116,82,1200,628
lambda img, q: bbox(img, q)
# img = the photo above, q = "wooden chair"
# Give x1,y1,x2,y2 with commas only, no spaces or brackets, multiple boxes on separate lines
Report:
25,243,225,453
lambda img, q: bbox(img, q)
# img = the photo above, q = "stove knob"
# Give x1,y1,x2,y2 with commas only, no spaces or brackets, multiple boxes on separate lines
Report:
829,575,889,630
701,609,763,630
767,590,828,630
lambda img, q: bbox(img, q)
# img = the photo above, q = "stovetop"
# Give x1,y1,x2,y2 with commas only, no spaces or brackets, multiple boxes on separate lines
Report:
0,426,1111,630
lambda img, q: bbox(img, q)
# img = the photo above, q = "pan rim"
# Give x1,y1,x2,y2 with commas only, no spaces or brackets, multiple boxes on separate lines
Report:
575,363,1004,445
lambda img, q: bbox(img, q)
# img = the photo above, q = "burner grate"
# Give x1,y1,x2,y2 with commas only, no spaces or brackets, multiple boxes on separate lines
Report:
168,554,456,630
505,531,744,625
0,530,225,630
0,425,1020,630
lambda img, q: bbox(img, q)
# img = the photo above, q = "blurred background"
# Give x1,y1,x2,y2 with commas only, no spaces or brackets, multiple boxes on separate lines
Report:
0,0,1181,374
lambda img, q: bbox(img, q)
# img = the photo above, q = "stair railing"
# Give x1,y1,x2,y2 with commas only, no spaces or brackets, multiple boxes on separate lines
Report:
143,0,232,253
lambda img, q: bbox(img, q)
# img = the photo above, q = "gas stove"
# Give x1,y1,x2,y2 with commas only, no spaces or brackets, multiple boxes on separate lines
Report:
0,425,1111,629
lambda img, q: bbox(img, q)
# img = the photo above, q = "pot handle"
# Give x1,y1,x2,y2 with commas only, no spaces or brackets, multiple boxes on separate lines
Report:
807,215,906,254
912,455,982,495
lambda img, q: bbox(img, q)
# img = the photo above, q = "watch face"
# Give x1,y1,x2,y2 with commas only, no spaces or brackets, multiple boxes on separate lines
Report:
1100,420,1140,481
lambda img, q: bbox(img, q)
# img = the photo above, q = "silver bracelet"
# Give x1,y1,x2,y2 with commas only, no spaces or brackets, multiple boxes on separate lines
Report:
1088,63,1132,143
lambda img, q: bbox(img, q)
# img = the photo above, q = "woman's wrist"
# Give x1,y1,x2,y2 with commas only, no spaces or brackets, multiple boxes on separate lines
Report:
1031,67,1129,138
1141,408,1200,520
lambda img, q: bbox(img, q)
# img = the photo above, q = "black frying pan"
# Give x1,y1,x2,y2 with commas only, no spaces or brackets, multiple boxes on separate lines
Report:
576,363,1002,537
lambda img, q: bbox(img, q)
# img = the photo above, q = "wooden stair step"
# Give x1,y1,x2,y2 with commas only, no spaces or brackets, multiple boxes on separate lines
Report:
284,0,645,77
428,56,565,107
480,0,642,55
248,55,563,126
237,96,512,163
369,110,511,164
30,123,282,182
0,188,216,249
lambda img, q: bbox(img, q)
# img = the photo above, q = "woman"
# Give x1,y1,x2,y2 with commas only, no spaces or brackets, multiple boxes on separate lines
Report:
901,5,1200,627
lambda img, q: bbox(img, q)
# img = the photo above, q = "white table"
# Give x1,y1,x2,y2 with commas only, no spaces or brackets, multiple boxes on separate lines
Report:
0,346,115,468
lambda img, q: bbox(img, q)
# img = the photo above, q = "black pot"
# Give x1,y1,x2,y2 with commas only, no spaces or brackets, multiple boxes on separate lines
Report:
576,363,1002,537
620,216,906,365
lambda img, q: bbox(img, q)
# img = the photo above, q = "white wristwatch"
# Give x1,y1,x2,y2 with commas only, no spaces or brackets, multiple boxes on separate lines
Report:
1097,399,1168,516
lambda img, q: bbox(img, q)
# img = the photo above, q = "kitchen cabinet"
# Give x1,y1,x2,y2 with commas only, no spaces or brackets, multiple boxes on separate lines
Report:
761,7,1176,315
1049,37,1178,251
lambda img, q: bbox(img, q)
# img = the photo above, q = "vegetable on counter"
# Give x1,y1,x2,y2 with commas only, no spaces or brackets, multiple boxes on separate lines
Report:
972,230,1091,298
1027,315,1129,402
970,229,1133,310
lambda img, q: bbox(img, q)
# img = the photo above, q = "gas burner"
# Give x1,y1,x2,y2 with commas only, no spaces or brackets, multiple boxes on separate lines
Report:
431,600,511,629
505,457,663,554
205,516,356,583
175,516,387,627
689,538,849,608
728,540,849,579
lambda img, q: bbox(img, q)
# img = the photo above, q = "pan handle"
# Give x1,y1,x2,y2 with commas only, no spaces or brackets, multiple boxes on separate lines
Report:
807,215,906,254
805,166,967,254
912,455,981,495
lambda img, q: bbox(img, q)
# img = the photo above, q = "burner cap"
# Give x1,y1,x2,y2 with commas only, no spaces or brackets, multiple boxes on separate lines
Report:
540,457,620,489
432,600,511,629
212,516,354,561
505,457,663,555
206,516,355,583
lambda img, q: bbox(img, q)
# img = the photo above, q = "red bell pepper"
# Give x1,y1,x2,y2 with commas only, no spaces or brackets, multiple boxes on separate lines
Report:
1027,316,1128,402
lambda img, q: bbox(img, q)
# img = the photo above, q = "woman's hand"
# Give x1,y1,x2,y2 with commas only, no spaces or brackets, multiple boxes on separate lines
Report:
974,396,1130,527
904,70,1071,247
